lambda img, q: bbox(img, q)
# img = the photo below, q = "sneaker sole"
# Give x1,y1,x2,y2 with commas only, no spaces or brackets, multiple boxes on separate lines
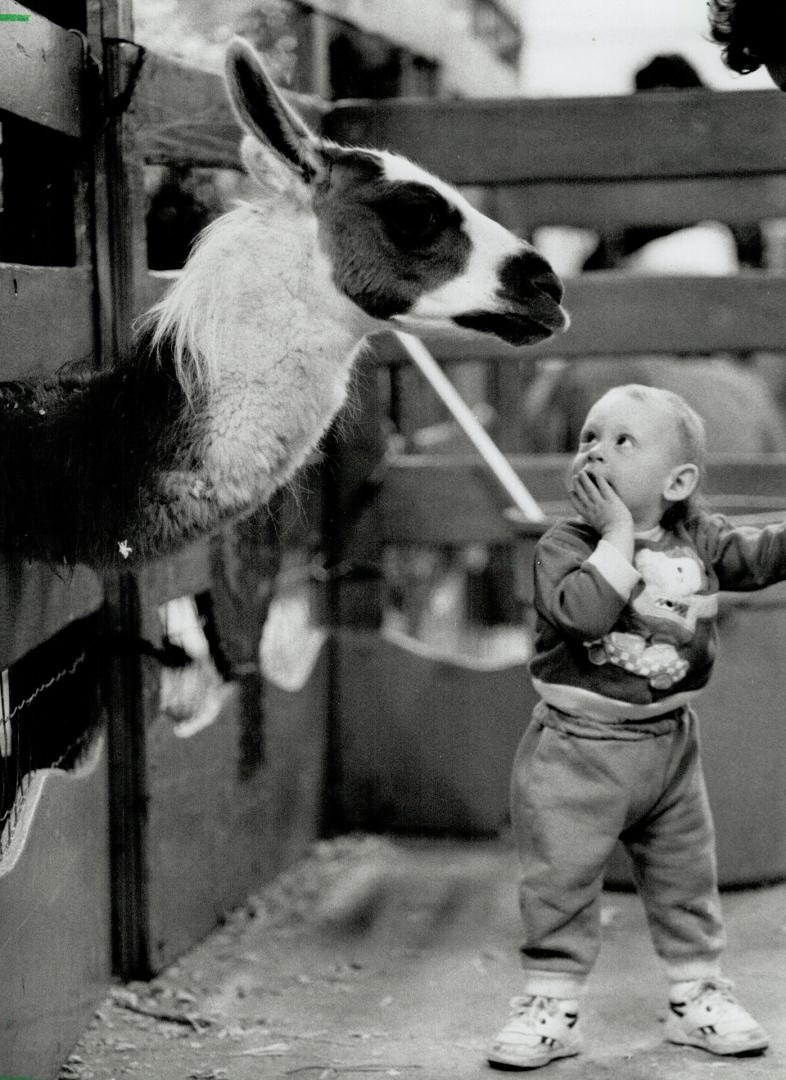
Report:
665,1029,769,1057
487,1045,580,1070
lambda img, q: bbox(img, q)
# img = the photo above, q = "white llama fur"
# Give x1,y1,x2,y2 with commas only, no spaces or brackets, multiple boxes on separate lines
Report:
134,38,566,543
0,38,566,569
144,198,373,513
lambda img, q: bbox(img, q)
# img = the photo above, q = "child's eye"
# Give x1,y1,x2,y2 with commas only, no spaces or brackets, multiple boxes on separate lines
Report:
616,434,633,447
580,430,595,445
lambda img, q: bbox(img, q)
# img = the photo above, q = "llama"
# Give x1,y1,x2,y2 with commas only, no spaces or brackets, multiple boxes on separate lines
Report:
0,39,567,570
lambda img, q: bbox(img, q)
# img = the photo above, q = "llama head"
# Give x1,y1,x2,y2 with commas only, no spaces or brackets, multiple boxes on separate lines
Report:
225,38,568,347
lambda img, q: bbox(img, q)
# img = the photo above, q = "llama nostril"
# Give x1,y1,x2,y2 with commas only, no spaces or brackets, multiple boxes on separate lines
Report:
535,268,564,304
499,250,564,305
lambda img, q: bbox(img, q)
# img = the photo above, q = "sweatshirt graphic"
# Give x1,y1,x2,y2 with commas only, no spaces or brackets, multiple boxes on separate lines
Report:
529,511,786,721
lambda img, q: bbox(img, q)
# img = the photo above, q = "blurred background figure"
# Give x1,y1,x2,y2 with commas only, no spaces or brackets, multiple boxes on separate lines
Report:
582,53,763,273
522,50,782,459
708,0,786,88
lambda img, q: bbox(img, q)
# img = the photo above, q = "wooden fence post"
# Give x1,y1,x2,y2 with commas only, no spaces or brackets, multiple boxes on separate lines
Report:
87,0,153,977
319,347,388,832
322,351,388,631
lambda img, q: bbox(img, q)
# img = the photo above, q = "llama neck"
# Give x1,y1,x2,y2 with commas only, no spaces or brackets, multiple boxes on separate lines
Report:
157,201,372,377
150,200,376,510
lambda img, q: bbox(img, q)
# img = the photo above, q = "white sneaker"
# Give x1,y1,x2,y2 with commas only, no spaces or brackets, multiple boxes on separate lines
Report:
488,994,581,1070
664,977,769,1056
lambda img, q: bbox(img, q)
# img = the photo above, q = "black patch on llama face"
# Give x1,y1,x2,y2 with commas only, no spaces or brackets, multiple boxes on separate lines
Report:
313,150,471,319
454,249,567,344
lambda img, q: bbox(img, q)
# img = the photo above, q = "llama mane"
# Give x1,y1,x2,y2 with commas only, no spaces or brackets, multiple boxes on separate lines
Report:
138,204,263,404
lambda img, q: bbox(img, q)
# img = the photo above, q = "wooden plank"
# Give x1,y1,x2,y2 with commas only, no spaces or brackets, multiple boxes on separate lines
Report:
130,52,241,169
495,174,786,231
0,557,103,671
324,90,786,185
335,624,786,881
135,538,213,608
410,273,786,362
0,737,112,1078
322,355,387,629
334,628,534,834
147,270,786,364
0,265,93,376
361,454,786,546
139,609,328,972
131,51,327,168
0,2,84,137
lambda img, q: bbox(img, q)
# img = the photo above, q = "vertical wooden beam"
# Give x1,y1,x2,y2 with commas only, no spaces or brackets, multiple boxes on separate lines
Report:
101,570,150,977
86,0,146,369
292,5,331,97
86,0,153,978
320,351,388,833
322,356,388,631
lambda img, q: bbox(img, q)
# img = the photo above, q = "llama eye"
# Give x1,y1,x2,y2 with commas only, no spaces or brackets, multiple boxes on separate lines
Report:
377,193,447,247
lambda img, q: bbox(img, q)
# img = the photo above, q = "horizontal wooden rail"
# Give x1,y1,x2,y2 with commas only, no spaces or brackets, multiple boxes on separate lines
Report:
144,271,786,365
130,50,327,168
325,90,786,185
145,272,786,363
0,3,84,137
130,50,241,169
410,273,786,362
360,454,786,546
494,174,786,231
0,265,93,377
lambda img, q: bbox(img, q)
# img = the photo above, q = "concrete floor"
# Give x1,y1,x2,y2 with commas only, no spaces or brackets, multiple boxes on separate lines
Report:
67,834,786,1080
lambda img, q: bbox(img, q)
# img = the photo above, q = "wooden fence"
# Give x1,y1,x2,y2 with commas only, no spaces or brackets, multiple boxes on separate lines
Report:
3,2,786,1075
0,5,327,1076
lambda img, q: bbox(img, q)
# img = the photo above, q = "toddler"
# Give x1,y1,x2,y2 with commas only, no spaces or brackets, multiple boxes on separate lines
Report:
489,384,782,1069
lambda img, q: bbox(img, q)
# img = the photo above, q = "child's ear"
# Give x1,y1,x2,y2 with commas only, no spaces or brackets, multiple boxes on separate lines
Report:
663,463,699,504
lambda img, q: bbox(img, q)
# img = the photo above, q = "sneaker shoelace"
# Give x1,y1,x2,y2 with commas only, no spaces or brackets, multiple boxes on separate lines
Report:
684,978,755,1032
508,994,565,1030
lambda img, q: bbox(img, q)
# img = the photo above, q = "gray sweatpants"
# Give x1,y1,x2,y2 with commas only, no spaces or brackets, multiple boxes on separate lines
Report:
510,701,726,997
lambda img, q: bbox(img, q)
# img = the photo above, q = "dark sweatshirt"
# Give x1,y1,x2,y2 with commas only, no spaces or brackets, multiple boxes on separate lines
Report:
530,510,786,721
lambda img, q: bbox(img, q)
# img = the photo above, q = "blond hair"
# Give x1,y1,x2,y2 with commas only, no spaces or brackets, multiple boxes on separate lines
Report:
614,383,707,523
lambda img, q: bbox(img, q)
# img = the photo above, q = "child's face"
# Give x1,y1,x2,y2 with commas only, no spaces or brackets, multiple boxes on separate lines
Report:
571,388,687,529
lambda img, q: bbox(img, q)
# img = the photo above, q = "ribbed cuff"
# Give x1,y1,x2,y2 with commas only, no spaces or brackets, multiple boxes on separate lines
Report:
586,539,640,599
520,968,587,999
665,957,723,983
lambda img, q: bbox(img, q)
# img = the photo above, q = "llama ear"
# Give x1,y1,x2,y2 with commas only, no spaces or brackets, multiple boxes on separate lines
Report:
225,37,323,181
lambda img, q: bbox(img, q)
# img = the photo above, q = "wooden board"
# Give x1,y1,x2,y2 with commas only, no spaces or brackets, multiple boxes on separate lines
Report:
0,265,94,376
0,557,103,671
0,736,112,1078
494,174,786,231
130,52,241,169
0,2,84,137
325,90,786,185
130,51,326,169
334,628,533,835
142,641,329,971
107,528,328,974
406,273,786,362
335,627,786,885
360,454,786,546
